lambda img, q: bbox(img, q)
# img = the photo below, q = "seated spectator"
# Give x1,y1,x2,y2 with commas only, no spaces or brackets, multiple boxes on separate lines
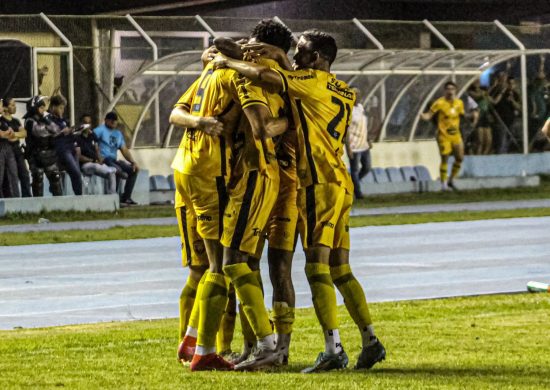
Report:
75,115,117,194
0,99,20,198
94,112,140,205
49,95,82,195
2,97,32,197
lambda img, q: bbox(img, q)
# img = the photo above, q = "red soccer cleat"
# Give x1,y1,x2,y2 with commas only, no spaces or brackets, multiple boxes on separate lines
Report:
178,335,196,363
190,353,235,371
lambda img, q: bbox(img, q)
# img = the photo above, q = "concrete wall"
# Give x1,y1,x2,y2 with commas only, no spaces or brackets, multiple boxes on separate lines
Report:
132,140,441,178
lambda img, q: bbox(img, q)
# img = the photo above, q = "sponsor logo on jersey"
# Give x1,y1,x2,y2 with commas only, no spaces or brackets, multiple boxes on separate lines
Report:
288,74,315,81
197,214,212,221
276,216,291,222
327,80,354,100
321,221,335,229
193,239,206,255
252,227,263,237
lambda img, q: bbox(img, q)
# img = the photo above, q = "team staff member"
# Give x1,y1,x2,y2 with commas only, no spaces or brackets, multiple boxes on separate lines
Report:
214,29,386,373
0,99,19,198
420,81,471,191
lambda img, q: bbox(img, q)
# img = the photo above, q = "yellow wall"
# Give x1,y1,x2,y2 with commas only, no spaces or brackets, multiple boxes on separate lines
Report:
132,140,441,179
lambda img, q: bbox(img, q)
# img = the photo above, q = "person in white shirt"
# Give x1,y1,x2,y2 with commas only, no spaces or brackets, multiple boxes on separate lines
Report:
346,88,371,199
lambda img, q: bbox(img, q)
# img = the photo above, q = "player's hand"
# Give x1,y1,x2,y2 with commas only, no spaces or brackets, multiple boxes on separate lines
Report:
241,42,285,61
211,54,228,70
198,116,224,136
201,46,219,64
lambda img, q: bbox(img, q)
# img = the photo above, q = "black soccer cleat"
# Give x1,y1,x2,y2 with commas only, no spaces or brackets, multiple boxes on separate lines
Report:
354,339,386,370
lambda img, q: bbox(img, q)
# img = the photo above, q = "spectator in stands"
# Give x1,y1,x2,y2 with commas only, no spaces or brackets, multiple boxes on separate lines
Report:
491,76,521,154
0,99,20,198
468,80,495,155
24,96,63,197
75,116,117,194
529,56,548,144
49,95,82,196
2,97,31,197
530,116,550,152
94,112,140,205
346,88,371,199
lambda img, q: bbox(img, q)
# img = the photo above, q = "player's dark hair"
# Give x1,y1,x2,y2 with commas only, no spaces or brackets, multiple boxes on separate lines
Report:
2,97,13,105
49,95,67,107
301,29,338,66
251,19,293,53
444,81,457,89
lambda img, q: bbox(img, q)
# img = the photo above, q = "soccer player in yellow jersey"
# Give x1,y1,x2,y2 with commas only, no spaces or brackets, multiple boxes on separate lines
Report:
214,21,298,366
214,29,386,373
420,81,466,191
169,50,242,371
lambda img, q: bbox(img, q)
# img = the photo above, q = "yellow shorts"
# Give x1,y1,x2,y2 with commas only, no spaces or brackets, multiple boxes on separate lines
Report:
437,131,463,156
174,170,228,241
297,183,351,250
175,206,208,267
221,170,279,255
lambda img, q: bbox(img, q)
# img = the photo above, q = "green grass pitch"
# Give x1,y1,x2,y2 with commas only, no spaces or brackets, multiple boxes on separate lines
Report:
1,293,549,389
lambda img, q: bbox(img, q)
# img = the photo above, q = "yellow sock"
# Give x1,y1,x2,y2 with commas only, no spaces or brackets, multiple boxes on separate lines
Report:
451,160,462,180
224,263,272,339
197,272,229,349
188,271,208,331
440,161,448,182
272,301,295,335
331,264,372,329
239,302,256,345
217,286,237,353
305,263,338,331
179,276,199,341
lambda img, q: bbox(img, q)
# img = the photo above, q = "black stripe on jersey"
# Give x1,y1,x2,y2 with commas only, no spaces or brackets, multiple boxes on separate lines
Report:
305,185,316,247
230,170,258,250
275,69,289,93
295,99,319,184
220,101,235,117
216,176,228,239
219,135,227,177
180,207,192,265
242,100,269,110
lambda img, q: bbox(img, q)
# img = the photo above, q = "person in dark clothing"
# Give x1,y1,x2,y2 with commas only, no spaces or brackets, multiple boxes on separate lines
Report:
2,97,32,197
75,117,117,194
24,96,63,197
49,95,82,195
490,77,521,154
0,99,20,198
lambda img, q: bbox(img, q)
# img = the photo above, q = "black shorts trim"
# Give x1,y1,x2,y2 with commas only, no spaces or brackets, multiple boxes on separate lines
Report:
305,185,316,247
230,170,259,250
216,176,228,239
180,207,192,264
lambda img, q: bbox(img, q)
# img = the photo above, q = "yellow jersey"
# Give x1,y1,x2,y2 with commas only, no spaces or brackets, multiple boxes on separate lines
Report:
171,62,238,177
231,58,282,180
429,97,464,137
274,68,355,192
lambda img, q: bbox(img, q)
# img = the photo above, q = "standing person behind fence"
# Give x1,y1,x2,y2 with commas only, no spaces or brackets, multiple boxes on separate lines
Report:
75,116,117,194
24,96,63,197
49,95,82,195
421,81,470,191
2,97,32,197
94,112,140,205
346,88,371,199
0,99,20,198
491,76,521,154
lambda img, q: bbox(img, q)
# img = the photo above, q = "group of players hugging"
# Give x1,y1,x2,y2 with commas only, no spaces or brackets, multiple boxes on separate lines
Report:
169,18,386,373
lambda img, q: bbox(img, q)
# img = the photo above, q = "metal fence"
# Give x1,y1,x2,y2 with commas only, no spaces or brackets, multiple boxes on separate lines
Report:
0,15,549,153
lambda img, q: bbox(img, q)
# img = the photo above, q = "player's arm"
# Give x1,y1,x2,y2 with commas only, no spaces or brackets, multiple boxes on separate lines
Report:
242,104,288,139
213,55,284,94
169,107,223,136
213,37,243,60
241,42,293,71
201,46,218,68
420,100,439,121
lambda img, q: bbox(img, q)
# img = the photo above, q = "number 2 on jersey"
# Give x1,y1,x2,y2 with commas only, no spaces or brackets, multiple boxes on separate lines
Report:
327,96,351,142
192,69,213,113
